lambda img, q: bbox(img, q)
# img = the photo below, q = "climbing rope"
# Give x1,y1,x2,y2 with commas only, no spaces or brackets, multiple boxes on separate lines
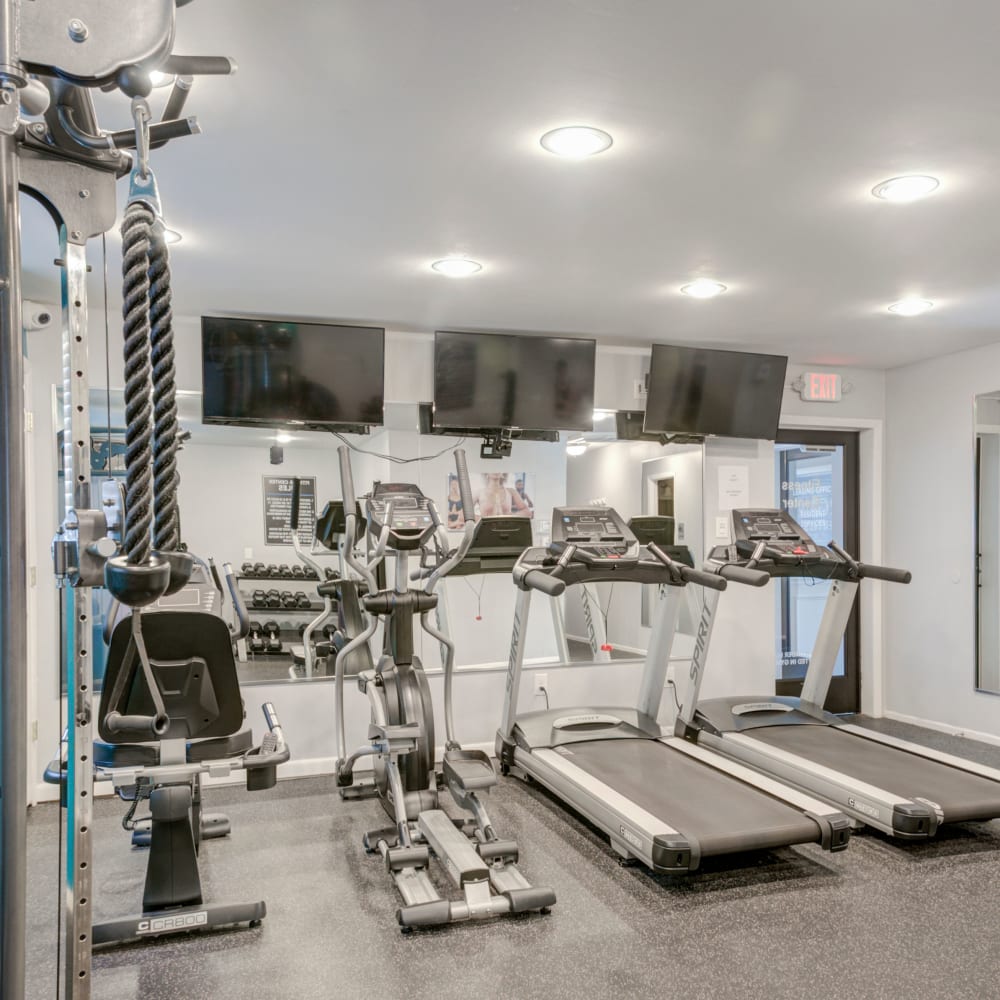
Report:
120,200,156,566
148,224,180,552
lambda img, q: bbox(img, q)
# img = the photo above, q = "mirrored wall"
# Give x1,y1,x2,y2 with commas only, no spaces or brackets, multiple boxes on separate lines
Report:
53,389,706,689
975,392,1000,694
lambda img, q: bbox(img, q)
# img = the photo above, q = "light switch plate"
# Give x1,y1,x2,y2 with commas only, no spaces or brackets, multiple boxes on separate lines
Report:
715,516,729,539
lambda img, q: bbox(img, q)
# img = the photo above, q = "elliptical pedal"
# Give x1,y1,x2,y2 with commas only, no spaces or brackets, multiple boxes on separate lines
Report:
443,749,497,794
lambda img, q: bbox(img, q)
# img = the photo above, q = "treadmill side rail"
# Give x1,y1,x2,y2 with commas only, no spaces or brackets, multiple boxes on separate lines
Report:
661,737,852,851
835,723,1000,783
525,748,698,872
702,731,939,838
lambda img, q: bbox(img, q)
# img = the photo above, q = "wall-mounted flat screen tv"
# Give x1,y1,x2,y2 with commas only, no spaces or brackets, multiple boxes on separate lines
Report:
643,344,788,440
433,330,596,431
201,316,384,429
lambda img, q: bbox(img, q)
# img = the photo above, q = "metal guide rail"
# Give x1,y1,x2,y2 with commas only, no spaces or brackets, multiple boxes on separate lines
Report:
0,5,240,997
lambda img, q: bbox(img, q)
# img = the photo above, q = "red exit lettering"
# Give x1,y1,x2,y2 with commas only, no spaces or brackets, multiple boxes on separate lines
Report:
801,372,841,402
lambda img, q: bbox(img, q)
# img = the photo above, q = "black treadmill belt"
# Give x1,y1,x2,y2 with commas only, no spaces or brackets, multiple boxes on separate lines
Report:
558,738,822,857
750,725,1000,822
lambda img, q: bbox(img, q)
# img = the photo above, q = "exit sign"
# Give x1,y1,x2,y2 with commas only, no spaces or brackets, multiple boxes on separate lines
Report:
798,371,842,402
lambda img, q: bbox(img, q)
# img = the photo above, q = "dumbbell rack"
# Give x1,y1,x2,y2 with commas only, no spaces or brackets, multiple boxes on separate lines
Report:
236,572,332,667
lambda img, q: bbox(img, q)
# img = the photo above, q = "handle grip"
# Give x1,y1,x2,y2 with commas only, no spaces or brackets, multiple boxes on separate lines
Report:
338,446,357,516
162,54,238,76
207,557,224,594
104,711,170,737
680,566,727,591
717,564,770,588
223,562,251,639
858,563,912,584
454,449,475,520
263,701,283,733
523,569,566,597
290,478,301,531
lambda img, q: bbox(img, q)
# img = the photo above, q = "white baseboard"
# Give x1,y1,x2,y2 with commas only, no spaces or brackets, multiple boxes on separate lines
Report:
30,741,498,807
882,710,1000,749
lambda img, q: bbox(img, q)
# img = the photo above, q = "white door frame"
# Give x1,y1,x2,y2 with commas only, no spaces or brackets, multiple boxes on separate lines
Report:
778,415,884,717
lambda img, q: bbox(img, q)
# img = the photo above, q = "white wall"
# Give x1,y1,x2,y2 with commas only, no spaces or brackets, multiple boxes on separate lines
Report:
885,342,1000,738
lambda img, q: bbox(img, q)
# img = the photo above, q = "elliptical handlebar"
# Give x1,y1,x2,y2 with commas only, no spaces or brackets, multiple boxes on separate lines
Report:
338,446,357,516
422,450,479,594
222,561,251,639
454,447,475,519
336,445,378,595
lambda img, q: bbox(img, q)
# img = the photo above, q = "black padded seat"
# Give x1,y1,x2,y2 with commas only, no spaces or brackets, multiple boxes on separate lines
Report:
99,611,245,744
93,727,255,769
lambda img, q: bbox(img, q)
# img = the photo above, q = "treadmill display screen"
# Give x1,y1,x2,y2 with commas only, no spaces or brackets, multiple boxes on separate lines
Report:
559,512,623,542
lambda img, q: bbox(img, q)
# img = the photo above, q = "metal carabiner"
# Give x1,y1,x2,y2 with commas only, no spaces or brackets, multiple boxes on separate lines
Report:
127,96,162,213
131,97,151,178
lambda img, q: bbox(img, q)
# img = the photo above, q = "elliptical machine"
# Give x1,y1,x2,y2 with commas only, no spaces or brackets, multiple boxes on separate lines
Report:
332,445,556,931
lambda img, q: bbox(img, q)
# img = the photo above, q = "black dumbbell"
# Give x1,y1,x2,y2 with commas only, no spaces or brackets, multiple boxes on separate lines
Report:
322,622,338,642
303,566,319,581
266,564,280,578
280,591,298,609
263,621,283,653
248,621,266,654
295,591,311,609
265,589,282,609
291,565,305,579
297,623,307,638
253,562,267,577
277,564,292,579
252,590,268,609
241,561,255,578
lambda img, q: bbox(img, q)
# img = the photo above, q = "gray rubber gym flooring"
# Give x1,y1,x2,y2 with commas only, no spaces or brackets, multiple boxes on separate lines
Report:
25,717,1000,1000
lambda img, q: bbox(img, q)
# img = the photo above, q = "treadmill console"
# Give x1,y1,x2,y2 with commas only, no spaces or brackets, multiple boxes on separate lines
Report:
449,516,534,577
551,506,637,560
366,483,436,550
731,509,824,560
627,516,694,568
706,508,843,577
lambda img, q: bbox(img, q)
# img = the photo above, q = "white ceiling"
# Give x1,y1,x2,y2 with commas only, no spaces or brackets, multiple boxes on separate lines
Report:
19,0,1000,369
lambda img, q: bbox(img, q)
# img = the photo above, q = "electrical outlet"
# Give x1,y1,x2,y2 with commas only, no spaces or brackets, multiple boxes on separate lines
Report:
675,521,685,541
634,378,648,401
715,516,729,539
244,547,253,560
534,672,548,693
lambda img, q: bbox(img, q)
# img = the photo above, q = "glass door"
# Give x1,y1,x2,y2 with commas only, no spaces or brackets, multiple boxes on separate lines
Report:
774,430,860,714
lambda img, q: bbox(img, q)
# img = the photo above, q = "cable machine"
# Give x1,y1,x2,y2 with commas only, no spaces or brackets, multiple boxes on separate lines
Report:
0,4,235,997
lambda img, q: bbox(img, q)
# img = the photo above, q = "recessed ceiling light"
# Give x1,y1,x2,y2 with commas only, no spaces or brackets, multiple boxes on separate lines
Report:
887,297,934,317
566,439,588,457
162,228,182,245
539,126,613,158
431,257,483,277
680,278,727,299
871,175,940,202
275,432,294,444
148,70,175,88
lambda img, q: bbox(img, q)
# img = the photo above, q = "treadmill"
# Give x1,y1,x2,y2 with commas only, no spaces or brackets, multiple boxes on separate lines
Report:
496,506,852,873
686,508,1000,838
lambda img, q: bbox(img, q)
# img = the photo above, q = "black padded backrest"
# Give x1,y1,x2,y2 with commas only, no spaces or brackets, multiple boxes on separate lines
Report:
98,611,244,744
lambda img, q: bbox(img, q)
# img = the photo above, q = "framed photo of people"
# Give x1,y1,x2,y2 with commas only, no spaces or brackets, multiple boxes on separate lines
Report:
446,470,535,530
